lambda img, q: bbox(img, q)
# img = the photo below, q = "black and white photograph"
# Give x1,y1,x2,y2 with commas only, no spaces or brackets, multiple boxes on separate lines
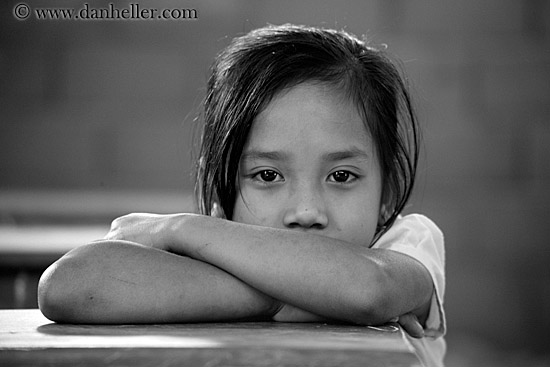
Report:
1,1,549,366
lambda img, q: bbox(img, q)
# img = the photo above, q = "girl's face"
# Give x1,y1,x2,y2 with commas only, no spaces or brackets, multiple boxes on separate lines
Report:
233,83,383,246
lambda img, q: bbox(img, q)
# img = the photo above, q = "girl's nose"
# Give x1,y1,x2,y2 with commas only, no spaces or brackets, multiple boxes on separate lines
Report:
283,190,328,230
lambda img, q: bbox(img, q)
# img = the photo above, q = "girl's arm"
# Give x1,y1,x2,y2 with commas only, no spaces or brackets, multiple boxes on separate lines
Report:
104,212,431,328
171,215,433,327
38,240,279,324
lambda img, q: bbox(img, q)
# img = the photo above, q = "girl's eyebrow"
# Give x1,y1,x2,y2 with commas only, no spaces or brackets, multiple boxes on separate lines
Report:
240,150,289,162
322,148,370,162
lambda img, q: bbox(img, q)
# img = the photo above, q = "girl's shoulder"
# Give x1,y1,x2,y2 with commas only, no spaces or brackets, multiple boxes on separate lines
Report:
377,214,444,249
373,213,445,270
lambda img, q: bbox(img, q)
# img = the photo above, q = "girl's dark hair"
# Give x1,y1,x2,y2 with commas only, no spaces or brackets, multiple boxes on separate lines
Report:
196,24,419,241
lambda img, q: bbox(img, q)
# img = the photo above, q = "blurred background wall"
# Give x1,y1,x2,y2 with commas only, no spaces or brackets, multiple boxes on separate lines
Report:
1,0,549,366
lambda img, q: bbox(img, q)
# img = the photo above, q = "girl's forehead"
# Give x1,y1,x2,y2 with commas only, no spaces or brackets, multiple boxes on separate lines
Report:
246,83,372,152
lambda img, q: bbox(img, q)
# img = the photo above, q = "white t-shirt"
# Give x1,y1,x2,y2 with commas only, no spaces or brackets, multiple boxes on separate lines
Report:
374,214,446,367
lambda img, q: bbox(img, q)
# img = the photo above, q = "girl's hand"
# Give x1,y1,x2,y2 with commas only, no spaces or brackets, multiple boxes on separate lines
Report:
104,204,224,254
397,313,425,338
103,213,184,251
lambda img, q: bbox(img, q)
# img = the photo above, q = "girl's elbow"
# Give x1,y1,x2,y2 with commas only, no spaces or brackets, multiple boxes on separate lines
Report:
38,255,91,323
342,269,394,325
38,262,72,322
345,291,391,326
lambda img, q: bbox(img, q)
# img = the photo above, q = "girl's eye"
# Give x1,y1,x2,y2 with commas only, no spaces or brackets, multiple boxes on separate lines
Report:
254,170,282,183
328,170,357,183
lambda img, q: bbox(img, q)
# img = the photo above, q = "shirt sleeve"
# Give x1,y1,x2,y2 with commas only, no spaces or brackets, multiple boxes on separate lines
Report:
373,214,446,338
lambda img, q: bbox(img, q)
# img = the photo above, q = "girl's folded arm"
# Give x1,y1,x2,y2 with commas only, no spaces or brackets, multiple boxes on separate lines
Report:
37,239,280,324
175,215,433,326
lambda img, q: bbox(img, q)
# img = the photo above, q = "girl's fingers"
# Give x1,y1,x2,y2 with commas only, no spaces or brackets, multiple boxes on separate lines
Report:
398,312,425,338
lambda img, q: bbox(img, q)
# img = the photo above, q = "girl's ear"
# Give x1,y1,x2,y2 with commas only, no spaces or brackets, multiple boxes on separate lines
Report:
196,156,207,215
198,155,227,219
211,201,226,219
370,202,390,246
378,202,388,227
197,156,205,183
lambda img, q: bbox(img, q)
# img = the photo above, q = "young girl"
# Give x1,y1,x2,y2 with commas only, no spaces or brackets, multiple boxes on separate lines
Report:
38,24,446,366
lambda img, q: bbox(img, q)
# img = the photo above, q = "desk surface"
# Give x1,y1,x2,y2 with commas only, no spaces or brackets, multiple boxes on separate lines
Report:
0,309,420,367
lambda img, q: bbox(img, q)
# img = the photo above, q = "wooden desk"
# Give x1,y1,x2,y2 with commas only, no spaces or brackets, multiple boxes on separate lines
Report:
0,309,421,367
